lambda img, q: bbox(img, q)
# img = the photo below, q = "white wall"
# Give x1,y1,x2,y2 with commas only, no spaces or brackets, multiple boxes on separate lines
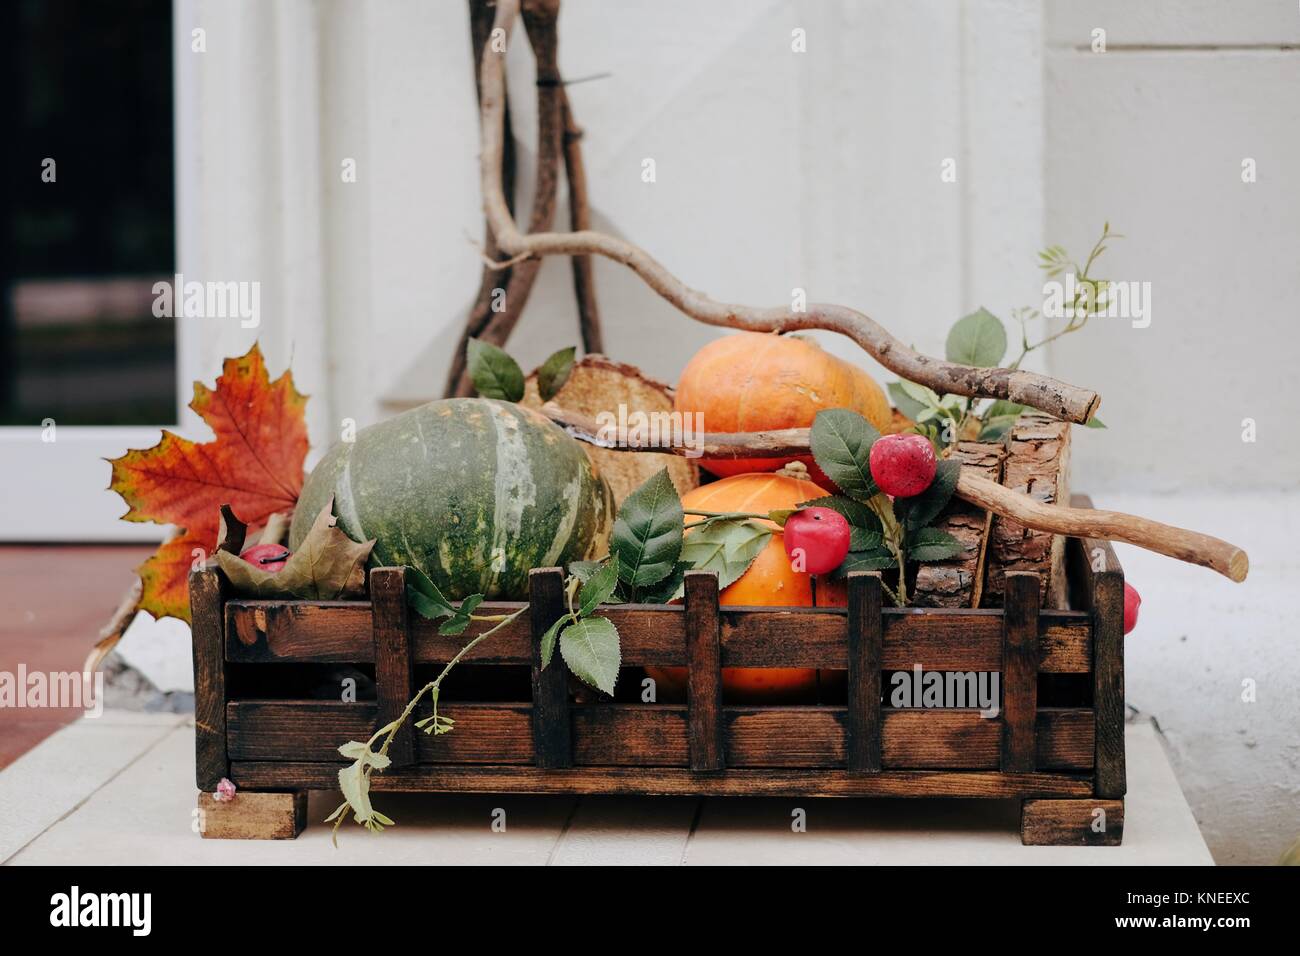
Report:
1043,0,1300,866
149,0,1298,862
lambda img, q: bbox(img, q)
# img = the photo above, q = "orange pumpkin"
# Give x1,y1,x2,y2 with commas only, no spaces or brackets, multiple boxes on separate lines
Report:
674,332,891,481
646,471,846,703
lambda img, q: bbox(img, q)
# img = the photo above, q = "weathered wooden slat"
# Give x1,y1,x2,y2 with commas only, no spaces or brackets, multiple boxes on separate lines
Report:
370,567,414,767
685,571,724,771
190,568,228,790
227,701,1093,770
197,790,307,840
1067,503,1127,800
846,572,882,772
1001,571,1040,772
231,762,1094,798
529,568,571,768
225,601,1092,672
1021,798,1124,846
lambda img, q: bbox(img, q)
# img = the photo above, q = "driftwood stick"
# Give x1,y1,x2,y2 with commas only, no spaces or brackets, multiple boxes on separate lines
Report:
560,87,604,354
449,0,565,397
477,0,1101,424
444,0,521,397
539,402,809,458
537,403,1248,582
955,472,1248,583
83,576,143,676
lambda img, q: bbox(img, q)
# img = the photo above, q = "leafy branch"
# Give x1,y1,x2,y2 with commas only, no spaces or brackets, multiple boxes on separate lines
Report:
466,338,576,402
807,409,964,606
888,223,1118,449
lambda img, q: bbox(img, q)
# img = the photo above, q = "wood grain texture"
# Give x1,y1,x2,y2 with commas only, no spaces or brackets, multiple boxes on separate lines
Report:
224,602,1092,672
1001,572,1040,772
685,571,724,770
370,567,414,767
231,762,1094,798
198,790,307,840
529,567,571,768
914,441,1004,608
190,568,228,790
846,572,882,772
1066,509,1127,800
987,412,1072,608
227,701,1093,770
1021,798,1124,846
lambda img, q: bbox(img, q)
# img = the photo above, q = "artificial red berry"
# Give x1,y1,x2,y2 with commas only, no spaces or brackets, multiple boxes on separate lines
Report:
1123,582,1141,635
868,433,937,498
240,543,292,573
783,507,851,574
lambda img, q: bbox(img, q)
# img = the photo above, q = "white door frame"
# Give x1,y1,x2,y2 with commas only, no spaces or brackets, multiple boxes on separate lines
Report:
0,0,203,543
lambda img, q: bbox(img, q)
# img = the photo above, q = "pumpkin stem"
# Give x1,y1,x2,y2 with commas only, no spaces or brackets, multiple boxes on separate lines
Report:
775,460,810,480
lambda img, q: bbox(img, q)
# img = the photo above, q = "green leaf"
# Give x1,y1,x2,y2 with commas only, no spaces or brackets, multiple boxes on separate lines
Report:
567,560,605,583
539,614,568,669
888,381,929,421
672,519,772,598
809,408,880,501
537,346,577,402
559,617,621,695
578,560,619,616
983,400,1024,419
611,468,684,587
436,594,483,635
898,458,961,532
406,573,456,621
638,561,692,604
946,308,1007,368
1085,415,1106,429
467,338,525,402
800,495,883,551
335,742,391,825
834,548,898,577
907,527,966,562
978,415,1019,442
897,378,944,412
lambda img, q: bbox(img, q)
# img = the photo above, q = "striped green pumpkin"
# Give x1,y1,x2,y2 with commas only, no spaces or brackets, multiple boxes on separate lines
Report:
289,398,614,600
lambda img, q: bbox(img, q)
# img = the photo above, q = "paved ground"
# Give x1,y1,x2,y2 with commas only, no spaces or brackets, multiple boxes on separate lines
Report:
0,545,153,767
0,714,1211,865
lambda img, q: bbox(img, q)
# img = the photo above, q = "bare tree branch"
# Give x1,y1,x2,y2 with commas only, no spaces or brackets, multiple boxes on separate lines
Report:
477,0,1101,423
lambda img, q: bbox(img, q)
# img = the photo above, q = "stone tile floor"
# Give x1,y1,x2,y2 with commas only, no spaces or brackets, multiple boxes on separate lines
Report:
0,715,1211,865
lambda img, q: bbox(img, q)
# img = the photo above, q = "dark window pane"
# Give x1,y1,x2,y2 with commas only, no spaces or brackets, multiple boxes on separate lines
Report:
2,0,176,426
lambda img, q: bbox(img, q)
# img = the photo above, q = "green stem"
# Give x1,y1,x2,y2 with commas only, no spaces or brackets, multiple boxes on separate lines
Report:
333,605,529,839
864,492,907,607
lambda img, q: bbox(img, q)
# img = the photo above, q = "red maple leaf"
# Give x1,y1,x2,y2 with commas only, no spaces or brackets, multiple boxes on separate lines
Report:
108,343,309,620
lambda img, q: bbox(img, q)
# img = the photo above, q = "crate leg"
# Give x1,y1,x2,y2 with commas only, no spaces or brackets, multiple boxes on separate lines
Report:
1020,798,1124,846
529,568,572,768
845,571,882,773
190,568,229,791
371,567,416,767
198,790,308,840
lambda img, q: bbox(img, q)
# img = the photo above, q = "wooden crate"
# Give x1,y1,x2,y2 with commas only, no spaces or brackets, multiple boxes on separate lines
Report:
189,532,1126,846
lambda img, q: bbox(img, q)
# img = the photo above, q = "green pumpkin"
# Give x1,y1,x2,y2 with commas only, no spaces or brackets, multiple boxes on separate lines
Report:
289,398,613,599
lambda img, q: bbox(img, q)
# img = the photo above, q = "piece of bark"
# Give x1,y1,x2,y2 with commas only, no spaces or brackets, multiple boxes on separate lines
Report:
913,441,1005,608
521,355,698,505
984,411,1072,609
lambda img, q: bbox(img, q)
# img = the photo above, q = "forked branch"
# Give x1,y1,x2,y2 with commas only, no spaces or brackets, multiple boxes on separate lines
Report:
537,403,1248,582
478,0,1101,423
